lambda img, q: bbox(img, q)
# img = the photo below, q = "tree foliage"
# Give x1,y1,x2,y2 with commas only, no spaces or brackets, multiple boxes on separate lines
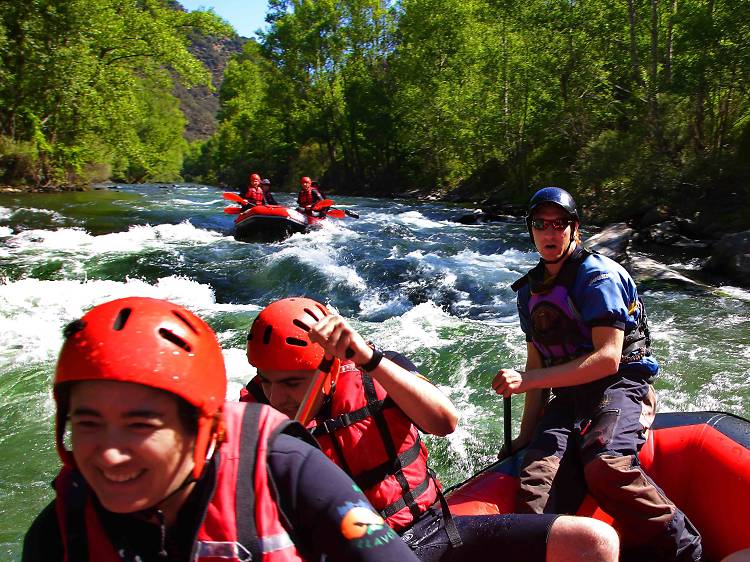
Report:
191,0,748,227
0,0,231,186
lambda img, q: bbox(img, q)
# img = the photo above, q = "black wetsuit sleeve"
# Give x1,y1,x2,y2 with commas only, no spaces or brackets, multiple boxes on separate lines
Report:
268,434,418,562
22,501,63,562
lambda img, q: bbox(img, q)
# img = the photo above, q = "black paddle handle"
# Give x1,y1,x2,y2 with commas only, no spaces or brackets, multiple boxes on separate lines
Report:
504,396,512,456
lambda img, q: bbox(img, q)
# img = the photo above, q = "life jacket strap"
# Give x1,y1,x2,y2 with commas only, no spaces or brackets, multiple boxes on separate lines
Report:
354,438,423,491
311,398,396,437
379,475,430,518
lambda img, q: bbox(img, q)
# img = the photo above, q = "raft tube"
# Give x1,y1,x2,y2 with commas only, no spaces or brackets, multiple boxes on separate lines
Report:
233,205,323,242
446,411,750,561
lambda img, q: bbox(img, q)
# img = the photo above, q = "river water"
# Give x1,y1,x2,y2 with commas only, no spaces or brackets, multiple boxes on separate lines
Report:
1,183,748,558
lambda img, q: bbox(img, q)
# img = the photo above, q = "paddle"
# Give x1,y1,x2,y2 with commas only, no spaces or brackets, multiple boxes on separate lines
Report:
294,348,355,426
312,198,335,211
223,192,249,206
504,396,512,456
223,206,242,214
311,198,359,219
295,356,334,426
321,208,346,219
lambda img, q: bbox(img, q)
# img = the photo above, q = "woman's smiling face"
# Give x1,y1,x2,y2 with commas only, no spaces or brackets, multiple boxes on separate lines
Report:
69,380,196,514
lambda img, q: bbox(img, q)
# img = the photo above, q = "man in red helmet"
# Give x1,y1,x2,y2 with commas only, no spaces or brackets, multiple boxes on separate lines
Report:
23,297,421,562
243,172,266,206
243,297,620,562
297,176,324,215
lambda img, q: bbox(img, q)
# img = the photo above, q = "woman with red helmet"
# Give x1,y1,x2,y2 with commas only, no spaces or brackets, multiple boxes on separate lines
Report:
23,297,420,562
244,297,620,562
243,172,266,206
296,177,324,215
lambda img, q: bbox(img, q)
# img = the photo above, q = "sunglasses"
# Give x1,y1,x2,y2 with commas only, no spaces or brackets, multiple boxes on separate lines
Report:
530,218,573,231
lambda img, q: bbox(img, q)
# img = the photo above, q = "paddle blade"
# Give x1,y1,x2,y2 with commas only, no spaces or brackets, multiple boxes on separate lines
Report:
313,198,335,211
224,206,242,214
344,209,360,219
325,208,346,219
223,192,248,205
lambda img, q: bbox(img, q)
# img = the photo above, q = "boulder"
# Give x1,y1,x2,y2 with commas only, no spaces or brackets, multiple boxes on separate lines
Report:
584,223,633,261
586,223,710,288
640,220,711,249
705,230,750,286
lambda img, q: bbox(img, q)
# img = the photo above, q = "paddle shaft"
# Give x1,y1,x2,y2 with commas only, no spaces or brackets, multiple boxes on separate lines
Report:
294,348,355,426
504,396,512,456
295,356,334,425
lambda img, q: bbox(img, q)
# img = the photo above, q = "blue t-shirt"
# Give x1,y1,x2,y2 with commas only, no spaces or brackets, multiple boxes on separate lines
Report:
517,252,659,377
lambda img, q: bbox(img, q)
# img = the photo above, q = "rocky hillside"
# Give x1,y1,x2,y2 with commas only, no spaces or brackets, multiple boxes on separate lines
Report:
170,2,245,141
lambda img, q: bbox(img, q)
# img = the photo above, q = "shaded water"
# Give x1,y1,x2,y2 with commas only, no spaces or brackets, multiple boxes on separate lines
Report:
1,184,748,558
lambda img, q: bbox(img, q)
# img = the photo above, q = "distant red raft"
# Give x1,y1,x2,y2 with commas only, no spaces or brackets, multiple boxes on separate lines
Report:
446,411,750,561
233,205,324,242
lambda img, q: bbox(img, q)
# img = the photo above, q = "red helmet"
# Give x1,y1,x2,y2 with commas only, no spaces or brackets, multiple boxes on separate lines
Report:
250,173,261,182
247,298,339,385
54,297,226,479
300,176,312,186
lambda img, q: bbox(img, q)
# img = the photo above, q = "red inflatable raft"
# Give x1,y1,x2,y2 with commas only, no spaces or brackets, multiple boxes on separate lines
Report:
233,205,324,242
446,411,750,561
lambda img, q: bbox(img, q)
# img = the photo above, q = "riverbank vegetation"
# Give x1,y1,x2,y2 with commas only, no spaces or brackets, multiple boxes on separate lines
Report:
2,1,748,230
0,0,231,188
186,0,749,230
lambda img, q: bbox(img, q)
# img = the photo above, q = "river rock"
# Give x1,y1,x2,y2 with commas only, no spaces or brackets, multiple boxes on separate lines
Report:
640,220,712,249
584,223,633,260
456,210,507,224
586,223,709,288
704,230,750,286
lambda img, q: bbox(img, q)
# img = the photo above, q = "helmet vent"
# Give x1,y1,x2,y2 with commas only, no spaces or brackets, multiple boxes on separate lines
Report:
159,328,192,352
62,319,86,339
263,325,272,344
303,307,320,322
112,308,132,331
285,337,308,347
293,319,311,332
172,311,199,335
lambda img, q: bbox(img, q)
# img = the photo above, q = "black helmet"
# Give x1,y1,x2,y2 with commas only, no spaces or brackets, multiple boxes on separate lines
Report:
525,187,579,236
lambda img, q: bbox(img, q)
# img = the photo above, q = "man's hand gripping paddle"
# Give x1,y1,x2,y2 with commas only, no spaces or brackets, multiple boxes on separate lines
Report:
294,348,355,426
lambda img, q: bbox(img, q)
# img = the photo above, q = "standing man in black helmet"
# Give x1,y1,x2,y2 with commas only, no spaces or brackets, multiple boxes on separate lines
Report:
491,187,703,561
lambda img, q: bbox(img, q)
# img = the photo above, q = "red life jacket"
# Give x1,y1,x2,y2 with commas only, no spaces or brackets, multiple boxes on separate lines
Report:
53,402,306,562
297,188,321,209
310,363,440,532
244,186,265,206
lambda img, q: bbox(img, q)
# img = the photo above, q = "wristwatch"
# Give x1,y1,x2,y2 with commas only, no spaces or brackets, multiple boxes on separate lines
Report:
359,342,384,372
